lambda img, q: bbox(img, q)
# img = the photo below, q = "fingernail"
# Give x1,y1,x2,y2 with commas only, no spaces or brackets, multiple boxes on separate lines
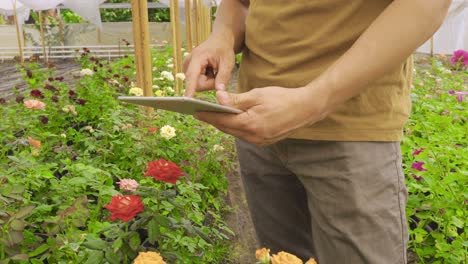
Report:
217,90,230,105
216,83,226,91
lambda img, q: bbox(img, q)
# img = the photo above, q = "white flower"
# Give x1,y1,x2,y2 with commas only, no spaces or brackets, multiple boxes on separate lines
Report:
60,133,67,138
107,79,120,86
183,52,190,57
152,67,158,71
213,144,225,152
80,68,94,76
62,105,77,115
83,126,95,133
160,125,176,140
152,84,160,89
161,71,174,81
167,63,174,69
175,73,186,81
129,87,144,96
166,58,173,63
166,87,174,93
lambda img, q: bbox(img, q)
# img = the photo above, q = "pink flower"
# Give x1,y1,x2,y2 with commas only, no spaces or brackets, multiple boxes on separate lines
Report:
117,179,139,191
456,94,463,102
412,148,425,156
24,99,46,110
451,49,468,66
411,162,427,172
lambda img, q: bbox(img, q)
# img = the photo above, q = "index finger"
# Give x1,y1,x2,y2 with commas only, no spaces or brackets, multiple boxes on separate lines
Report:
184,57,208,97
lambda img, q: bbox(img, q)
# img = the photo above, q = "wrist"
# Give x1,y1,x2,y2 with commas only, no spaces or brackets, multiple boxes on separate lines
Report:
299,81,334,122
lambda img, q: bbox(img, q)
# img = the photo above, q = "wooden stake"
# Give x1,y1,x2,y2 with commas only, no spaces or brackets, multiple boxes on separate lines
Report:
170,0,183,95
192,0,199,47
12,0,23,63
38,11,47,64
131,0,153,98
430,37,434,57
184,0,192,52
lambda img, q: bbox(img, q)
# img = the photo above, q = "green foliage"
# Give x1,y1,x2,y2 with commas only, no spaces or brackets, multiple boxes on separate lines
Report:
0,47,234,263
403,57,467,263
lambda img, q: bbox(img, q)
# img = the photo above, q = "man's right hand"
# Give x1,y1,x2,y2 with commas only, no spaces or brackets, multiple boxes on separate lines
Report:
184,36,236,97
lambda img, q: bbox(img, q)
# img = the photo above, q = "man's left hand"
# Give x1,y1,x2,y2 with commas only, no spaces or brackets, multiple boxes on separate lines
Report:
194,86,328,146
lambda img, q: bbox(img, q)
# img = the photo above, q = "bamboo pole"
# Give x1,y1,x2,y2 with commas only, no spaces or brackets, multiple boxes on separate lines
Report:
170,0,183,95
38,11,47,64
184,0,193,51
192,0,199,47
12,0,23,63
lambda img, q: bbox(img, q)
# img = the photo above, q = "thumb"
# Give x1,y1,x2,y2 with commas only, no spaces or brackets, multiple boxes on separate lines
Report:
216,90,255,110
215,58,234,91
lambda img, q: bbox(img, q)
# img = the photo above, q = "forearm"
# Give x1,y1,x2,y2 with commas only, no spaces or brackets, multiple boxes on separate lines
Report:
211,0,249,53
308,0,451,113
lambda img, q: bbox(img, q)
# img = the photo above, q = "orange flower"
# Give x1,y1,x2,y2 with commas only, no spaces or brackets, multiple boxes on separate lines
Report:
305,258,318,264
255,248,271,263
271,251,303,264
133,251,166,264
27,136,41,149
24,99,45,110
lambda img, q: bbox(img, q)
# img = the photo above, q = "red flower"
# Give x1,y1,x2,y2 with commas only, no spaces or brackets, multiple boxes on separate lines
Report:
104,195,144,222
68,90,75,97
412,148,425,156
30,89,44,98
411,161,427,172
76,99,87,105
38,116,49,124
148,127,158,134
144,159,184,184
411,173,422,182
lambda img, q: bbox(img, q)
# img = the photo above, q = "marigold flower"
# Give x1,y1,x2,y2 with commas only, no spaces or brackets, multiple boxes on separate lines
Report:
117,179,139,191
133,251,166,264
271,252,303,264
27,136,41,149
104,195,144,222
24,99,46,110
144,159,184,184
129,87,144,96
255,248,271,263
160,125,176,139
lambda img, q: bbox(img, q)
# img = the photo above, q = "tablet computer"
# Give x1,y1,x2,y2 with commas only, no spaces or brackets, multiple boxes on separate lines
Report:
118,96,243,115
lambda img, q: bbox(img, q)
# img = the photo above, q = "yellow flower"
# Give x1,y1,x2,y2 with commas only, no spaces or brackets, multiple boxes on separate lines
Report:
255,248,271,263
271,251,303,264
305,258,318,264
129,87,144,96
154,90,164,97
160,125,176,140
133,251,166,264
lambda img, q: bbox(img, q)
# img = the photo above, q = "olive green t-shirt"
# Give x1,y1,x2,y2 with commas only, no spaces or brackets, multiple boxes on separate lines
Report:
237,0,413,141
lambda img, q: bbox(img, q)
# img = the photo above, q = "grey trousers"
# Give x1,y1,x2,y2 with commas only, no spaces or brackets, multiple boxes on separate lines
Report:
236,139,408,264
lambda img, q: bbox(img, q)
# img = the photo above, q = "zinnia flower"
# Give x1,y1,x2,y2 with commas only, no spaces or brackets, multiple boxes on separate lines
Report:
24,99,45,110
255,248,271,263
76,99,87,105
38,116,49,124
133,251,166,264
271,252,303,264
411,161,427,172
144,159,184,184
412,148,425,156
450,49,468,66
117,179,139,191
30,89,44,98
129,87,144,96
160,125,176,139
104,195,144,222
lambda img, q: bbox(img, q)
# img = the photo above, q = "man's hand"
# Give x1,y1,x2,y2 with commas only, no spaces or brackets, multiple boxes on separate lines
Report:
194,86,328,146
184,37,235,97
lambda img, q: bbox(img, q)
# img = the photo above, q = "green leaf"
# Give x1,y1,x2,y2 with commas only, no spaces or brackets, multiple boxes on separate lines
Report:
28,244,50,258
105,249,121,264
112,238,123,253
7,156,20,163
14,205,35,219
147,219,160,244
452,216,464,228
9,219,25,231
10,254,29,261
128,231,141,252
82,239,108,250
85,250,104,264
